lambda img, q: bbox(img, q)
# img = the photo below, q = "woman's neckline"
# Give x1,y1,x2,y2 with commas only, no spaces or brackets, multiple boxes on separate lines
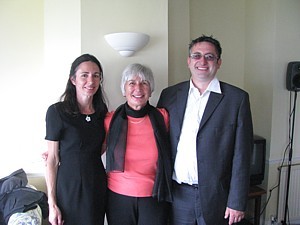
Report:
128,116,147,124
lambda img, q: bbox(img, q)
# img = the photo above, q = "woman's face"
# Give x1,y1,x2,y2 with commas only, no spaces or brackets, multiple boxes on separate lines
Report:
70,61,102,98
124,75,151,110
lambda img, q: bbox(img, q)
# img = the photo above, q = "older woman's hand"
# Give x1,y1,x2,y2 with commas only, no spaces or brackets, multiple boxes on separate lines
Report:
41,151,48,166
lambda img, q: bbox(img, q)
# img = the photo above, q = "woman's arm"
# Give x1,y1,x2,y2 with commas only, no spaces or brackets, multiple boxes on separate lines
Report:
45,140,64,225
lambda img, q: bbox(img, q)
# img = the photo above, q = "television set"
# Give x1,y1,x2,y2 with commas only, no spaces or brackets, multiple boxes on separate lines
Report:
250,135,266,186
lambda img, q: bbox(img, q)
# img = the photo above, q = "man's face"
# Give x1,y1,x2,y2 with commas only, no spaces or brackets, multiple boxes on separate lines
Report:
187,41,222,83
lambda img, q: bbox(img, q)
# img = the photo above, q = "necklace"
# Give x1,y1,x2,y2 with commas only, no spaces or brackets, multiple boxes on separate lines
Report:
129,117,146,124
85,115,91,122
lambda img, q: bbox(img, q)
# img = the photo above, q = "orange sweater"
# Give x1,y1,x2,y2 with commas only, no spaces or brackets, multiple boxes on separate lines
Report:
104,108,168,197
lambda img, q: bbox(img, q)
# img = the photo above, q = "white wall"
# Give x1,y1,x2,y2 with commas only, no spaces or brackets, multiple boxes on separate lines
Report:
0,0,45,175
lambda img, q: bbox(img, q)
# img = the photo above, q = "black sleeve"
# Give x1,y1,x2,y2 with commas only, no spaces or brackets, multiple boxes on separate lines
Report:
45,103,63,141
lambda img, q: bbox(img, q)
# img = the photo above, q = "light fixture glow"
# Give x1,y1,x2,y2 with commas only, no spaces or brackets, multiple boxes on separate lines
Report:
104,32,150,57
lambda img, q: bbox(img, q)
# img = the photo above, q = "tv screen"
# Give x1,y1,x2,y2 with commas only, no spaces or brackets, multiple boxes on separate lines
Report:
250,135,266,186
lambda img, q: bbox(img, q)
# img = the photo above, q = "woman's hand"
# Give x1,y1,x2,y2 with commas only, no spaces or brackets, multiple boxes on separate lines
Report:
48,203,64,225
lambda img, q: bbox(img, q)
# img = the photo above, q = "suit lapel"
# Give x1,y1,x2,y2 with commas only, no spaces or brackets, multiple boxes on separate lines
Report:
199,92,223,130
175,82,189,132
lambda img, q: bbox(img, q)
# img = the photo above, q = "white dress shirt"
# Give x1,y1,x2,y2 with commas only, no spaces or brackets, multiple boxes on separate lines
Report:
173,77,222,185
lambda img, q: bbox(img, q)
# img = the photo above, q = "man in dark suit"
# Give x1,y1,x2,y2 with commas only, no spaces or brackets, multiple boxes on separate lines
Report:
157,35,253,225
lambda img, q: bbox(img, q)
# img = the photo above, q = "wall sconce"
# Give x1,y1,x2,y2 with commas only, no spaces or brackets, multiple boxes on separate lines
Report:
104,32,150,57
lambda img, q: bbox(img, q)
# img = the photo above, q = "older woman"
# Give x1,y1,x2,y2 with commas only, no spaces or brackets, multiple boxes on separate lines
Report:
104,63,172,225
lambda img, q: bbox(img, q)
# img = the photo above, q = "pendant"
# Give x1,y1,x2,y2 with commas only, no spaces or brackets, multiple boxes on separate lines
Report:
85,115,91,122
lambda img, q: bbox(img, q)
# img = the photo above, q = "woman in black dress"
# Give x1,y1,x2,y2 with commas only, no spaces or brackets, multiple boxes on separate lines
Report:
45,54,108,225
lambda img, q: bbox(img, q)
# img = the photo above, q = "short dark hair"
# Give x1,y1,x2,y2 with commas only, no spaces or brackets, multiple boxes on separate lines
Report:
189,35,222,59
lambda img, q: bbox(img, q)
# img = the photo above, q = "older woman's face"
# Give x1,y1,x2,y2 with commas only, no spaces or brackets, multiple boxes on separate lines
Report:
124,75,151,110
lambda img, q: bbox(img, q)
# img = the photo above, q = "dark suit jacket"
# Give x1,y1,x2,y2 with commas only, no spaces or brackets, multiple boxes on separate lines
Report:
157,80,253,225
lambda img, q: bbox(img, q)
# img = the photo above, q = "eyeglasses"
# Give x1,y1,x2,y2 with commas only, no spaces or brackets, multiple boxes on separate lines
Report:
190,53,219,61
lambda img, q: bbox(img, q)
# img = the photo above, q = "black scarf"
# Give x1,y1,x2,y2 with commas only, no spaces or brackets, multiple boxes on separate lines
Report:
106,102,172,202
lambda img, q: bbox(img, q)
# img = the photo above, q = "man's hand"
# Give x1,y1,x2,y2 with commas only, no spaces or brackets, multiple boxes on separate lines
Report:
224,207,245,225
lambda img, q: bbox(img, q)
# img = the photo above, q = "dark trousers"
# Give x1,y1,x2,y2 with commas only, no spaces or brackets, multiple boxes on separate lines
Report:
106,189,170,225
171,182,206,225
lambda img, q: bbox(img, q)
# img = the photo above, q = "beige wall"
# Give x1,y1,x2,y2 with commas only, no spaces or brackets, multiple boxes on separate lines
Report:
1,0,300,224
80,0,169,110
168,0,191,85
190,0,246,88
245,0,300,222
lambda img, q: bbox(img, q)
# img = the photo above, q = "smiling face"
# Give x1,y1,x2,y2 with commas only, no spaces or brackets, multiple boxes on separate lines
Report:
124,75,151,110
70,61,102,98
188,41,222,84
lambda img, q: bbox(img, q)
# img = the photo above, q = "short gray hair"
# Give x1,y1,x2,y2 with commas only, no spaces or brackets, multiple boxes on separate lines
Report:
120,63,155,96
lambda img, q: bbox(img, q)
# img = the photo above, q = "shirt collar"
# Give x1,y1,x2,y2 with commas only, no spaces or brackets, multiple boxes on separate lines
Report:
189,77,222,96
207,77,222,94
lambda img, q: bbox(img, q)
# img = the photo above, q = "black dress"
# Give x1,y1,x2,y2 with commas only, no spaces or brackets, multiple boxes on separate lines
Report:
45,102,107,225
